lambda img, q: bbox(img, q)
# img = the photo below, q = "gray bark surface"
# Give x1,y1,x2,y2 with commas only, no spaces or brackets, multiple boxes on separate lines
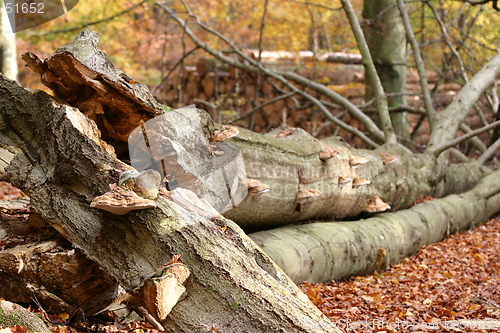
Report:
0,74,339,332
249,169,500,283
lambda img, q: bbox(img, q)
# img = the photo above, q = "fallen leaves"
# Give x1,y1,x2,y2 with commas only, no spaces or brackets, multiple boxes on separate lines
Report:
299,217,500,333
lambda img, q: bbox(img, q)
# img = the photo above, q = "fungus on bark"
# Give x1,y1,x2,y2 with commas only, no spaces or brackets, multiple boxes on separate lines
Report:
364,195,391,213
90,190,157,215
352,178,371,188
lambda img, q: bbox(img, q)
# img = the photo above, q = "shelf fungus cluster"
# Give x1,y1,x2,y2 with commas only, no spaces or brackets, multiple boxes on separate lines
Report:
349,155,369,168
319,148,340,161
90,169,162,215
364,195,391,213
379,153,398,165
246,178,270,197
213,125,239,142
295,188,321,212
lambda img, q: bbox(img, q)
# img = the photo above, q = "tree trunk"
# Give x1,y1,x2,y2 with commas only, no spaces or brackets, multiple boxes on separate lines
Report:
249,168,500,283
0,74,339,332
363,0,409,138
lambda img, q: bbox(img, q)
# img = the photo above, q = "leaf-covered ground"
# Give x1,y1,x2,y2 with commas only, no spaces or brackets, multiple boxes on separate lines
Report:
300,217,500,333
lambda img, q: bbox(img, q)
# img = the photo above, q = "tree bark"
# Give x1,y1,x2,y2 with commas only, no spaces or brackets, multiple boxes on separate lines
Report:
249,168,500,283
0,74,339,332
363,0,409,138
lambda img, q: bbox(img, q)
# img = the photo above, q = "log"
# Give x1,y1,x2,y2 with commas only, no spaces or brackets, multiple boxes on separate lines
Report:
245,50,363,64
249,168,500,283
0,73,339,332
18,30,489,230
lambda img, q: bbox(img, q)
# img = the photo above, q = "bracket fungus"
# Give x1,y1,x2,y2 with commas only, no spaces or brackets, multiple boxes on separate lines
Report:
246,178,271,197
91,169,161,215
352,177,371,188
90,190,156,215
349,155,369,168
319,148,340,161
379,153,398,165
364,195,391,213
273,128,297,138
295,188,321,212
213,125,239,142
338,176,352,186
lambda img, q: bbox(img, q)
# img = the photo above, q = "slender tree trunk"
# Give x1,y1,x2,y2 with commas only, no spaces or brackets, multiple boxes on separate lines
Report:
363,0,409,138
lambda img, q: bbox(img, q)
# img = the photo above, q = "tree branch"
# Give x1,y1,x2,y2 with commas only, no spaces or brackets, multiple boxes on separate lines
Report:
159,3,382,147
432,120,500,156
27,0,153,36
396,0,437,130
426,53,500,152
340,0,396,145
478,138,500,164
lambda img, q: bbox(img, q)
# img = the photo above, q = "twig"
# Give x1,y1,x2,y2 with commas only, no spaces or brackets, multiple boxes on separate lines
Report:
26,0,153,36
340,0,396,145
285,0,342,11
250,0,270,130
231,91,296,123
478,138,500,164
396,0,437,130
159,3,381,147
432,120,500,156
132,306,165,331
152,46,200,95
426,1,469,82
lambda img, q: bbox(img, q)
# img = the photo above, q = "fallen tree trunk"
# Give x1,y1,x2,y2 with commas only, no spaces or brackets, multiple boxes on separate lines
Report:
249,168,500,283
0,74,339,332
20,30,490,229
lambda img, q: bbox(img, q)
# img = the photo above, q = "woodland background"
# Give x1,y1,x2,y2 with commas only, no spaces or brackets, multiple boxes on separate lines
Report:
0,0,499,332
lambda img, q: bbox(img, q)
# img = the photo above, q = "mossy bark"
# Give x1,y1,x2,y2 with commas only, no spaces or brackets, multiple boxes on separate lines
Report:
0,300,50,333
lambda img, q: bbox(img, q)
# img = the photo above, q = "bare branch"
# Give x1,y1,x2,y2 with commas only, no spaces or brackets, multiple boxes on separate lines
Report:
432,120,500,156
427,53,500,152
478,138,500,164
396,0,437,130
460,123,487,152
231,91,297,123
152,46,200,95
340,0,396,145
285,0,343,11
426,1,469,82
461,0,500,11
158,3,382,147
